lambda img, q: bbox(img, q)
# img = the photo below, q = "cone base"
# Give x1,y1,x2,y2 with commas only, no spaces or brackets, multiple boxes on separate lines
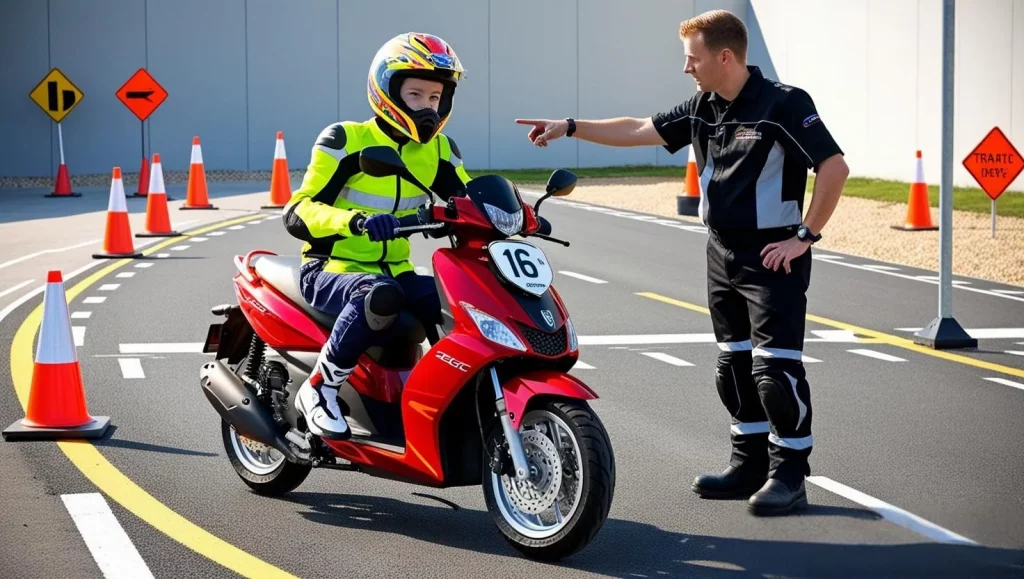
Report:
45,192,83,198
180,205,218,211
129,192,149,198
913,316,978,350
260,204,286,210
136,231,181,238
3,415,110,442
92,251,144,260
676,196,700,216
890,224,939,231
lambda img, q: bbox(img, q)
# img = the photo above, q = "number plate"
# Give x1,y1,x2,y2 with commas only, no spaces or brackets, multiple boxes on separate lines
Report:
488,241,553,296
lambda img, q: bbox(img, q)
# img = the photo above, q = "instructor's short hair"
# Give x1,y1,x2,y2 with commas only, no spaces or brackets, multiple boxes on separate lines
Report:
679,10,748,62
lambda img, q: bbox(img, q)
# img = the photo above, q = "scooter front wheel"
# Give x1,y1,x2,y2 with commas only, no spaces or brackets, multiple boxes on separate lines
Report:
482,399,615,561
221,419,312,496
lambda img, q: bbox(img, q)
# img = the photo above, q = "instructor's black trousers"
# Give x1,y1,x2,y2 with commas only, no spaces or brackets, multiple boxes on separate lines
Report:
706,227,813,486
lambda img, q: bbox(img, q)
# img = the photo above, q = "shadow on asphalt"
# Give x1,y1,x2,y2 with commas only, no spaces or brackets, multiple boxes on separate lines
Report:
92,425,217,458
281,491,1024,577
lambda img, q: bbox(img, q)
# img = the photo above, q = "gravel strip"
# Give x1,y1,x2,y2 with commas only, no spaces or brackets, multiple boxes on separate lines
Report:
552,177,1024,287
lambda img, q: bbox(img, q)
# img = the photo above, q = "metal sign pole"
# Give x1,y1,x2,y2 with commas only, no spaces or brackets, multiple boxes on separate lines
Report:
914,0,977,350
991,199,996,238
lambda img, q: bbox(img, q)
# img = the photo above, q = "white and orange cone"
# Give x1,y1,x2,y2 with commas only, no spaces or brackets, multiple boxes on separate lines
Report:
93,168,143,259
676,145,701,216
2,270,111,441
181,136,217,210
892,150,938,231
262,131,292,209
137,153,180,238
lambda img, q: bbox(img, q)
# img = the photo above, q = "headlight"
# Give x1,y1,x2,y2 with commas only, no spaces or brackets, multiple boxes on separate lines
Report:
461,302,527,352
484,203,523,237
566,317,578,352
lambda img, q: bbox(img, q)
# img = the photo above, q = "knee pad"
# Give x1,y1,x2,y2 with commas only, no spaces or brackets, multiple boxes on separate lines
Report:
715,351,755,418
363,282,403,331
754,363,810,435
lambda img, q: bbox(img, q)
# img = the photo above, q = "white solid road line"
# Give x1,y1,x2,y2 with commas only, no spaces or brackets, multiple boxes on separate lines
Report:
0,279,35,299
71,311,92,319
0,239,100,271
801,355,823,363
558,271,609,284
118,358,146,379
848,349,907,363
806,476,977,545
83,296,106,304
861,264,900,271
0,262,101,326
61,493,155,579
119,343,206,354
992,289,1024,296
983,377,1024,391
642,352,694,367
895,327,1024,340
574,361,596,370
73,326,86,347
1006,351,1024,357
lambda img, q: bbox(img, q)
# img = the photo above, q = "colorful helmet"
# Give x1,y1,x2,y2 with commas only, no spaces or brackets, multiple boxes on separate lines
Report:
367,32,465,144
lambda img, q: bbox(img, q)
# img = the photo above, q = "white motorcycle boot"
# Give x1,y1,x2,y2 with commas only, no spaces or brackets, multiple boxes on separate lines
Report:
295,345,353,440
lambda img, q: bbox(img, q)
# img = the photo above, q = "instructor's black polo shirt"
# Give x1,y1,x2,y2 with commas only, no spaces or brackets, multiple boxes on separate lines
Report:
653,66,843,234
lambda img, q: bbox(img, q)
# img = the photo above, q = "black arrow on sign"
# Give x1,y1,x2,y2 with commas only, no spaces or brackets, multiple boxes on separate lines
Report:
126,90,154,101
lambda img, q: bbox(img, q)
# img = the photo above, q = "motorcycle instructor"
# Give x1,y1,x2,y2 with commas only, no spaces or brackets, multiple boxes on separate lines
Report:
283,32,471,441
516,9,849,516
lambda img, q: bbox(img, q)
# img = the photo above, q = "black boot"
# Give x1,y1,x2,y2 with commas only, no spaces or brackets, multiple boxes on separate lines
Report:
691,465,768,499
748,478,808,516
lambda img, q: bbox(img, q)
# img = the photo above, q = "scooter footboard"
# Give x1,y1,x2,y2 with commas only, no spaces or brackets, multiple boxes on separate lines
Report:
501,370,598,429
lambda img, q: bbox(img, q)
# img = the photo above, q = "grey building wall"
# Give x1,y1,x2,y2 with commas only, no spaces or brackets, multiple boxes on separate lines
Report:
1,0,724,179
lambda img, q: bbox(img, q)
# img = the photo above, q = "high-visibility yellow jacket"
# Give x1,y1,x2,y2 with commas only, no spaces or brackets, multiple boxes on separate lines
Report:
284,117,471,276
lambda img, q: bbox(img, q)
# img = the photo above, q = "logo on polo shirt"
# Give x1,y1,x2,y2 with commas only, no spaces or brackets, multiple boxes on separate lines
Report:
802,114,820,127
735,127,762,140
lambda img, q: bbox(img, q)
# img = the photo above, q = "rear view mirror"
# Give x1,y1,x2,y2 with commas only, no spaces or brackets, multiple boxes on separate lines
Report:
359,146,406,178
546,169,577,197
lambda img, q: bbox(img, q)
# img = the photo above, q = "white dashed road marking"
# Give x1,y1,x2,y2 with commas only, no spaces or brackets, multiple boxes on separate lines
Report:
118,358,146,379
135,263,154,269
848,349,907,362
73,326,86,347
116,272,136,278
119,343,206,354
801,355,823,363
61,493,155,579
574,361,596,370
171,245,190,251
208,231,226,237
983,377,1024,391
806,476,976,545
71,311,92,319
191,237,208,242
559,271,609,284
641,352,694,367
84,297,106,304
228,225,245,230
99,284,120,291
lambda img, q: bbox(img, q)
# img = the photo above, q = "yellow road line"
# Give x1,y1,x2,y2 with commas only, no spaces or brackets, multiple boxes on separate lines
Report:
637,291,1024,380
10,212,298,579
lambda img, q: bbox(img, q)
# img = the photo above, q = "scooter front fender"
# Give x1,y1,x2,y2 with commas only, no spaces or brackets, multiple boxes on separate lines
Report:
501,370,599,429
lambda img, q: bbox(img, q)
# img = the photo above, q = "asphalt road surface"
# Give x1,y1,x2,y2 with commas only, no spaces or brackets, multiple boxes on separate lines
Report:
3,191,1024,578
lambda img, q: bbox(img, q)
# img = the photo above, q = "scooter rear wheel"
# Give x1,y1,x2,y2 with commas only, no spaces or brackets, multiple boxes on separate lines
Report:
221,420,312,496
482,399,615,561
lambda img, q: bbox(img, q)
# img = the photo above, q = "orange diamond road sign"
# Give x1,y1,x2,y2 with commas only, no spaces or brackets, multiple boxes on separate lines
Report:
962,127,1023,201
116,68,168,122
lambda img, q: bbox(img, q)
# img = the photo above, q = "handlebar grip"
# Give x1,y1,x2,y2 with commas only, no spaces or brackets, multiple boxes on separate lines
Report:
397,214,423,228
537,216,553,236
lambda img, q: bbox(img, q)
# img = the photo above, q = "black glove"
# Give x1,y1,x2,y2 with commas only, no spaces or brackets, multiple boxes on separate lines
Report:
364,214,400,242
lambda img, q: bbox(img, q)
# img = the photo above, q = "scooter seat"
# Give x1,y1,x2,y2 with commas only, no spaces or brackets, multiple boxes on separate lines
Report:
251,255,338,328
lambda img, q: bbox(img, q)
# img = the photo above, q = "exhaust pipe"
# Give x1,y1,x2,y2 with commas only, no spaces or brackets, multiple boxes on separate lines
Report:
200,360,305,463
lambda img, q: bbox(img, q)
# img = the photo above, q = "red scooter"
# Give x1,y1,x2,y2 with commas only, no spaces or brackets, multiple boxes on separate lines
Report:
199,146,615,561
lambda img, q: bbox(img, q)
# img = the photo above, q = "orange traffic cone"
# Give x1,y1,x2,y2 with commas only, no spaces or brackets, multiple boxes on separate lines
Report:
45,125,81,198
181,136,217,210
2,270,111,441
262,131,292,209
93,167,143,259
137,154,180,238
676,146,701,216
892,150,938,231
131,155,150,198
45,162,82,198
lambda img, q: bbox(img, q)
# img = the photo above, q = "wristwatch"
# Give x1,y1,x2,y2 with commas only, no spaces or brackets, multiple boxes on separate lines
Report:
796,224,822,244
565,118,577,138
